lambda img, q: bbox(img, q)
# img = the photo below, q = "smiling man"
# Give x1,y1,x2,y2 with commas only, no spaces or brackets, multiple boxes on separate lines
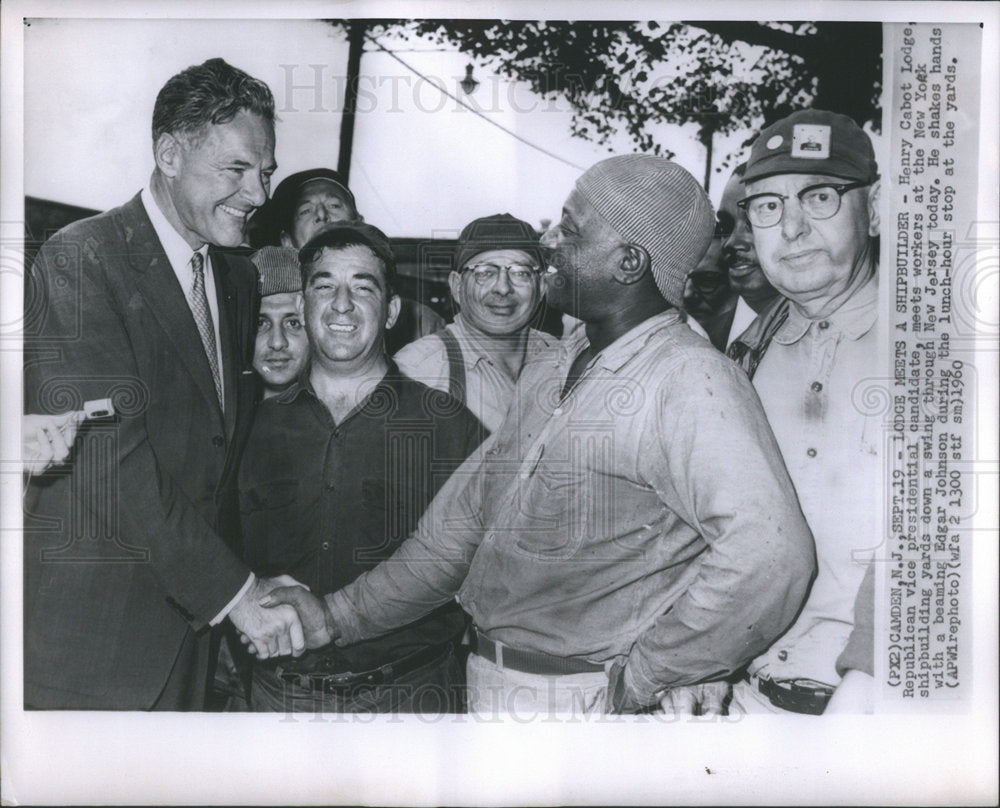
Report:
23,58,305,710
237,224,483,713
250,166,445,355
718,162,781,345
728,109,881,714
395,213,555,433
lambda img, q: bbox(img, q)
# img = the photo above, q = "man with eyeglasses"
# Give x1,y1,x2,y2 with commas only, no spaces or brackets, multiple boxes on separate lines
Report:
727,109,881,714
395,213,555,433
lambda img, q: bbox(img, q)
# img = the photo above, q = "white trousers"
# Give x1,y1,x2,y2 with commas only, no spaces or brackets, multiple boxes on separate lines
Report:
465,652,609,719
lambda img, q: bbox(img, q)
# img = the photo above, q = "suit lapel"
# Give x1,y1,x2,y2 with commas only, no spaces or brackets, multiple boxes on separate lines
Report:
120,195,224,430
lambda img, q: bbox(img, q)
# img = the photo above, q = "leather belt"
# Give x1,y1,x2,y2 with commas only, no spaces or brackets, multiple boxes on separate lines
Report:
750,673,834,715
471,629,604,676
279,643,452,695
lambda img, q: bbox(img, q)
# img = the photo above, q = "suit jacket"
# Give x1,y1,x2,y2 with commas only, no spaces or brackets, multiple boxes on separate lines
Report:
23,193,260,709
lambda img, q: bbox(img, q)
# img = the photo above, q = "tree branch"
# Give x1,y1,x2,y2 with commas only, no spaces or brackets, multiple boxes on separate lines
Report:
689,21,818,60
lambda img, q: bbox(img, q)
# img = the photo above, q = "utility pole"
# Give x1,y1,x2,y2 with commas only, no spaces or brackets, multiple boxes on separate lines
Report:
337,21,366,184
698,118,716,193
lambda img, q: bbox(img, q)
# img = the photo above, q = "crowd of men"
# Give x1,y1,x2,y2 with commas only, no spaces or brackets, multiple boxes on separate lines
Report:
23,58,880,716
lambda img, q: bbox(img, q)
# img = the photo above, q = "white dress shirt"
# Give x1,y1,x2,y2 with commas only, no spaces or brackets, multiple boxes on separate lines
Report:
140,187,224,410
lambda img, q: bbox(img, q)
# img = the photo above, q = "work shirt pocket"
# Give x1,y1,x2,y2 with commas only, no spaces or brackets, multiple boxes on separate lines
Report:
239,479,309,576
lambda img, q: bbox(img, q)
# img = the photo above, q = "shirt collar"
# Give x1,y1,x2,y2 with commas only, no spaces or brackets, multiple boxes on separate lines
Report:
141,185,207,273
775,274,878,345
583,308,685,374
276,358,403,409
452,314,551,368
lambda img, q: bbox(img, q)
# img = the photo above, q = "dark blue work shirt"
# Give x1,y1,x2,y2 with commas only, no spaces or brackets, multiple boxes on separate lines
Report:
238,361,485,673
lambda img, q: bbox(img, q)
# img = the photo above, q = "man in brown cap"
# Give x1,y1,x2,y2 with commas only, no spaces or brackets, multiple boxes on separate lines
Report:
728,108,881,714
395,213,555,433
256,154,815,717
250,246,310,399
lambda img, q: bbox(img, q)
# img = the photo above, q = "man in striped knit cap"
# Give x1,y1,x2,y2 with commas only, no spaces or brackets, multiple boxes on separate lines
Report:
258,154,816,717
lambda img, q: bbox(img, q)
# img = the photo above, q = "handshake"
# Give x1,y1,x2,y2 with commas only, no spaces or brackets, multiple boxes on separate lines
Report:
227,576,339,660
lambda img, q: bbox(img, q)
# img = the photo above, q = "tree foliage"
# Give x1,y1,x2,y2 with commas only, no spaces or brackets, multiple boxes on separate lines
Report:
333,19,882,168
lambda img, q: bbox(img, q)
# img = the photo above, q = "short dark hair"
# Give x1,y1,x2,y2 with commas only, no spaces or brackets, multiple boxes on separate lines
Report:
152,58,275,144
298,224,397,296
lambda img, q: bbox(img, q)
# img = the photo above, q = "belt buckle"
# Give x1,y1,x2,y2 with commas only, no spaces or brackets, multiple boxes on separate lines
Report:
756,674,833,714
786,679,834,698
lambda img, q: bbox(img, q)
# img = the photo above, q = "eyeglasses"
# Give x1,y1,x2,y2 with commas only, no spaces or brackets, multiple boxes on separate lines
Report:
737,181,870,228
462,262,540,287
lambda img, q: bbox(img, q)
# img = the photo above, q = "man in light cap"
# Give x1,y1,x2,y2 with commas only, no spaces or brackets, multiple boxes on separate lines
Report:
257,154,815,716
727,108,881,714
395,213,555,433
251,246,309,399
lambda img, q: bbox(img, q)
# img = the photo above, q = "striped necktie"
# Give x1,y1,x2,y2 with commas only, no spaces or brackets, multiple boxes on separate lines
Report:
189,251,223,408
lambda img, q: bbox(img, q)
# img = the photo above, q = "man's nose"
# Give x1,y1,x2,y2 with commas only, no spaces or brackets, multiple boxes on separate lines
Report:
315,205,330,223
723,218,752,254
780,199,810,242
331,286,354,312
268,324,289,350
493,268,513,295
242,171,268,209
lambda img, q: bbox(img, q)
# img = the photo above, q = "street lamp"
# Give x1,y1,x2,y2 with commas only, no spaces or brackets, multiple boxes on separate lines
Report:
460,63,479,95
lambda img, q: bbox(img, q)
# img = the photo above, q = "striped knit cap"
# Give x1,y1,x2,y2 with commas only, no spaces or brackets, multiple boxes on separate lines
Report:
251,246,302,296
574,154,714,307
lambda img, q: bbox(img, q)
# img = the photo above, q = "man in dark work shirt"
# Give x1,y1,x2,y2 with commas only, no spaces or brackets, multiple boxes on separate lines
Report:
238,223,483,712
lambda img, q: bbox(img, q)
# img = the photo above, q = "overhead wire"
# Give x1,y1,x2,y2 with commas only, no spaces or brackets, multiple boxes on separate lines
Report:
363,33,587,172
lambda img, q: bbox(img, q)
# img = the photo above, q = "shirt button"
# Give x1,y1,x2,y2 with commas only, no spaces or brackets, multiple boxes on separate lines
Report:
806,448,817,458
778,650,789,662
321,541,330,551
818,320,830,330
212,435,224,447
325,481,335,490
810,381,823,393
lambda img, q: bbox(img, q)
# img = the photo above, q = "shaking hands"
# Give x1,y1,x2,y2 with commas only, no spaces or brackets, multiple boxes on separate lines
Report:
231,576,338,659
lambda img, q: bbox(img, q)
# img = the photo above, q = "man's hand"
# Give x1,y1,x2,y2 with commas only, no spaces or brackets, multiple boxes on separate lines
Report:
259,586,337,650
228,577,305,660
23,411,84,474
659,681,731,716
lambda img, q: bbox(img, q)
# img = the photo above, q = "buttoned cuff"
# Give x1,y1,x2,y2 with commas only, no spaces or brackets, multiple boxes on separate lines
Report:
210,572,255,626
325,588,365,645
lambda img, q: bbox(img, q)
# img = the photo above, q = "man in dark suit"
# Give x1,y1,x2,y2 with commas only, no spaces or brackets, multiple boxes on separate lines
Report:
23,58,305,710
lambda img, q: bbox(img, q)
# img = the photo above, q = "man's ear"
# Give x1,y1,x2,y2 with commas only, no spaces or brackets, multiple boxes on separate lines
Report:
447,270,464,310
280,231,295,249
867,180,881,238
385,293,402,331
615,244,651,286
154,132,183,179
